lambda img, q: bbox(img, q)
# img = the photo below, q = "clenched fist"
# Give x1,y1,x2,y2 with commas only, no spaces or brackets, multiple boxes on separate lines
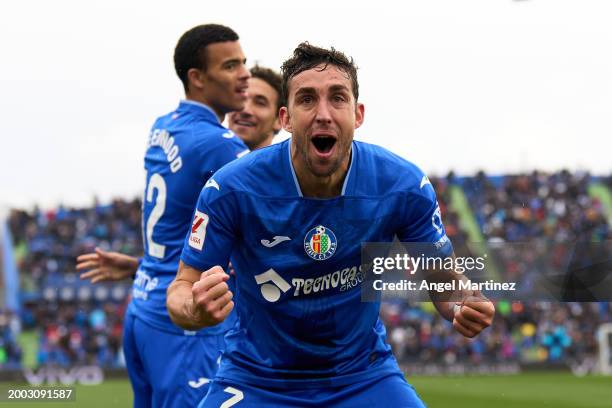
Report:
452,291,495,338
189,266,235,327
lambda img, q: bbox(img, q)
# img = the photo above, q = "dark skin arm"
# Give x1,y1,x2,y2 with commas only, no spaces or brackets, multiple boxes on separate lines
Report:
77,248,139,283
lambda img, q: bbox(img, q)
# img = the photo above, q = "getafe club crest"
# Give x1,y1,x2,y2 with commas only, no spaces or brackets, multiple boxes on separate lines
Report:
304,225,337,261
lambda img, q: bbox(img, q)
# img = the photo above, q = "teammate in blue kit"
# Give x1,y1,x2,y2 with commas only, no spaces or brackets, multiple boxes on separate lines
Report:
228,65,283,151
167,43,496,407
77,24,251,407
76,61,284,406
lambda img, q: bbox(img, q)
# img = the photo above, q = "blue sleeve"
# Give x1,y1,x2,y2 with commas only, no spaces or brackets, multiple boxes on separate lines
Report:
180,185,238,271
397,183,453,258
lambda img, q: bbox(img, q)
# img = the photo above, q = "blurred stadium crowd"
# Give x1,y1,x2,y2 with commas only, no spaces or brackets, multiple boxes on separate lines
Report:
2,199,141,368
1,171,610,370
384,170,611,368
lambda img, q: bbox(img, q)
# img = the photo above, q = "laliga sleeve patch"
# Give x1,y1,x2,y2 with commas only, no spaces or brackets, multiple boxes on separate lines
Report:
189,210,209,250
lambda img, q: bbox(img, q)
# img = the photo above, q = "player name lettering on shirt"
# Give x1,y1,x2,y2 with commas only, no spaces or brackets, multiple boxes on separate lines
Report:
147,128,183,173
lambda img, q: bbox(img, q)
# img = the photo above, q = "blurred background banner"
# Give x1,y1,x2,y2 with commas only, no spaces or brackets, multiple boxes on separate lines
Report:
1,216,20,313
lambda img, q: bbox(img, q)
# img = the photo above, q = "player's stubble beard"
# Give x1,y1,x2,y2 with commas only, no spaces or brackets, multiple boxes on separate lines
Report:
298,131,353,179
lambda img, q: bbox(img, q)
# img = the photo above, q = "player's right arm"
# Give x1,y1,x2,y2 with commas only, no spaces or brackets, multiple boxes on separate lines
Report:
167,167,239,330
397,169,494,337
167,262,234,330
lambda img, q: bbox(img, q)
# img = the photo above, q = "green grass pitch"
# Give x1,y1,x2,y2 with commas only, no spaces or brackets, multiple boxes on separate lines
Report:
1,373,610,407
410,373,612,408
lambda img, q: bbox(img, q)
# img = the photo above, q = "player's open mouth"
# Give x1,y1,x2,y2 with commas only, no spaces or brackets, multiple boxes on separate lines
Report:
311,135,336,155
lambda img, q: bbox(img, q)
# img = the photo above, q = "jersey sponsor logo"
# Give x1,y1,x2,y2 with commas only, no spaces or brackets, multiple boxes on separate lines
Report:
132,269,159,300
222,130,235,139
204,178,220,191
304,225,337,260
189,211,209,250
260,235,291,248
254,265,364,302
292,264,364,296
254,269,291,302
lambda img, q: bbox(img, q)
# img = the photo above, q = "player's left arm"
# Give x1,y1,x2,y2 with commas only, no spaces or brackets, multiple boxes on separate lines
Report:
398,176,494,338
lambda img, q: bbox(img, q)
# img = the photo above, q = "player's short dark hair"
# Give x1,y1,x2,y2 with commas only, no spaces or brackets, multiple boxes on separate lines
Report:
280,42,359,104
250,65,284,114
174,24,239,92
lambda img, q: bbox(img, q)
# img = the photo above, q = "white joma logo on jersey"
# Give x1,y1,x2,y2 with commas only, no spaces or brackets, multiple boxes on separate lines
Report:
260,236,291,248
204,178,220,190
420,175,432,189
188,377,210,389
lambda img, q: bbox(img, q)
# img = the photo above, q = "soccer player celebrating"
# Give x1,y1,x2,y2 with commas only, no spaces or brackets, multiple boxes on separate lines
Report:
76,62,284,406
167,43,495,407
77,24,252,407
76,65,284,282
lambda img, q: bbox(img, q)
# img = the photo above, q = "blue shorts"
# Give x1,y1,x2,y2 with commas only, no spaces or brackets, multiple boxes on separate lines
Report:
198,373,426,408
123,307,225,408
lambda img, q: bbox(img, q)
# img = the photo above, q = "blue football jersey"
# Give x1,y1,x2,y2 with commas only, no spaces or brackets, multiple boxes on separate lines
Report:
131,100,248,335
181,139,452,386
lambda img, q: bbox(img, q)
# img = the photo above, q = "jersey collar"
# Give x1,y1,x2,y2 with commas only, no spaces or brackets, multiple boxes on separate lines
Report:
285,139,356,198
178,100,221,124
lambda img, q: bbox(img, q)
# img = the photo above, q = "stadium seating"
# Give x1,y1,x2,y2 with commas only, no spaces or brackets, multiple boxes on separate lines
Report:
3,172,611,370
